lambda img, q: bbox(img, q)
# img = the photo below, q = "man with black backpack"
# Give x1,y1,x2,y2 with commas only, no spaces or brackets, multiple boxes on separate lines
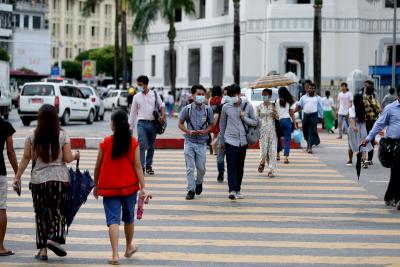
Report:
178,85,214,200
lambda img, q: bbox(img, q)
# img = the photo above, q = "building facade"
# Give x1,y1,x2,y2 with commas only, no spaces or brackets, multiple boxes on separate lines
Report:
11,0,51,75
0,1,13,52
132,0,400,89
47,0,134,63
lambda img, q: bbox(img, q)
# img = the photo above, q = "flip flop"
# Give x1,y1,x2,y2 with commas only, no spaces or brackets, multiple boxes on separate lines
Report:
108,260,120,265
124,246,138,258
34,254,48,261
0,250,15,256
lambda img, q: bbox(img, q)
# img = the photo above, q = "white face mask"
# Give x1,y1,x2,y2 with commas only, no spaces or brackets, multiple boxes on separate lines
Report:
194,95,205,104
230,96,239,104
137,86,144,92
221,95,229,104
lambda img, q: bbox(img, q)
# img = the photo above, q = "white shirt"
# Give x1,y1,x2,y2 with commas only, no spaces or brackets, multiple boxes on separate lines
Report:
322,97,334,111
275,101,294,119
303,96,318,114
129,90,165,129
338,91,353,115
349,106,356,119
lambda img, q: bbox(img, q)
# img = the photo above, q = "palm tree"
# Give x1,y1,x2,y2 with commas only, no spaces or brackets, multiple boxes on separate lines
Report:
313,0,322,94
130,0,195,96
83,0,124,89
233,0,240,85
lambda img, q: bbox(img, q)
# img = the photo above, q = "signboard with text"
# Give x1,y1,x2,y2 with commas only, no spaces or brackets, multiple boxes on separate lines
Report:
82,60,96,81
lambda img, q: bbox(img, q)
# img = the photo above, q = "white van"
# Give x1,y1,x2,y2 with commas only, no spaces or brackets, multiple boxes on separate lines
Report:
103,90,129,111
18,82,96,126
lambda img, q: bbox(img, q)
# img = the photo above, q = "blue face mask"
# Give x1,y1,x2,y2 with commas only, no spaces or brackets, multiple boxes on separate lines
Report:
137,86,144,92
195,95,205,104
263,95,270,102
222,95,229,104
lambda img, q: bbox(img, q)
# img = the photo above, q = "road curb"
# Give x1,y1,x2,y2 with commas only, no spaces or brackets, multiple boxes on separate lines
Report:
13,137,302,150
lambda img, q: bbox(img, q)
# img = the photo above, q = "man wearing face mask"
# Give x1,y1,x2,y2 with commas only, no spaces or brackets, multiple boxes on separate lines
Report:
179,85,214,200
295,83,324,154
219,84,258,200
129,75,166,175
214,87,229,182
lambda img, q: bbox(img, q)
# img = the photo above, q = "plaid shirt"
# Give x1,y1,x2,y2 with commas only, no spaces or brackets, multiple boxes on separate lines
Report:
363,95,380,121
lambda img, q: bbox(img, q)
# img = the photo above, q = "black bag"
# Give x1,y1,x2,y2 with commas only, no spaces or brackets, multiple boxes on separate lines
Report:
378,138,400,168
153,91,167,135
241,103,261,145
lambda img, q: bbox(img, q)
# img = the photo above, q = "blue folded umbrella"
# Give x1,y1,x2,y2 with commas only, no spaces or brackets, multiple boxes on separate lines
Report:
67,159,94,228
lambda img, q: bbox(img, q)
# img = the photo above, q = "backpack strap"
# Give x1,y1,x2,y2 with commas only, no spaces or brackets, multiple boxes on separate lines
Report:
241,102,248,133
187,104,210,130
154,91,160,111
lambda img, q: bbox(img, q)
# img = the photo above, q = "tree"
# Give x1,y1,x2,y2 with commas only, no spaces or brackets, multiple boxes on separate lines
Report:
61,61,82,80
233,0,240,85
130,0,195,95
0,47,10,62
313,0,322,94
83,0,123,89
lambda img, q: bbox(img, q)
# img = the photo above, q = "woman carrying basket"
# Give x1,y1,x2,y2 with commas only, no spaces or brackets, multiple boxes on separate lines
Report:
93,109,146,265
13,104,80,261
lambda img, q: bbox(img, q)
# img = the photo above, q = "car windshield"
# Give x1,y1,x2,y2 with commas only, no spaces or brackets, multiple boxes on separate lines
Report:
80,87,93,97
120,91,129,97
22,85,55,96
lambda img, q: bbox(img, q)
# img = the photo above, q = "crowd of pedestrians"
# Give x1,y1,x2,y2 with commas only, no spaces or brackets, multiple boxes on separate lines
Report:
0,74,399,264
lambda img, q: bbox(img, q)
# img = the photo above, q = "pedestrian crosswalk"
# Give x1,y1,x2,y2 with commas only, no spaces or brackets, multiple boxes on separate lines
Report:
2,148,400,266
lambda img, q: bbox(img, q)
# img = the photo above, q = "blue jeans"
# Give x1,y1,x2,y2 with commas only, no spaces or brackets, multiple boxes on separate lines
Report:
103,193,138,226
216,137,225,174
279,118,292,157
184,140,206,192
137,120,157,168
225,143,247,193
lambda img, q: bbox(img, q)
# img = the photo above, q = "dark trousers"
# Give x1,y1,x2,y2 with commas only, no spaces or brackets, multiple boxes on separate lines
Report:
302,112,320,147
365,120,376,161
225,143,247,192
384,153,400,202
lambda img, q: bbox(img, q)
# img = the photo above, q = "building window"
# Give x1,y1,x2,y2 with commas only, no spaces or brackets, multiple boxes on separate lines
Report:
195,0,206,19
91,26,96,36
53,0,57,10
212,46,224,86
66,0,71,10
215,0,229,17
33,16,41,29
66,24,70,35
385,0,400,7
13,14,20,28
164,50,176,86
175,8,182,22
52,47,57,58
188,48,200,86
23,15,29,29
91,4,96,13
151,55,156,77
105,4,111,15
297,0,311,3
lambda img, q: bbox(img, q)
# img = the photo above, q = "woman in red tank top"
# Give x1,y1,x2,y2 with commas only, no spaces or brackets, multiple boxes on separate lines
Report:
93,110,145,265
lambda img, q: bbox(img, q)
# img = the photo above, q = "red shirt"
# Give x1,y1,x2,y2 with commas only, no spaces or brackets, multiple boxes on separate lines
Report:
98,136,140,197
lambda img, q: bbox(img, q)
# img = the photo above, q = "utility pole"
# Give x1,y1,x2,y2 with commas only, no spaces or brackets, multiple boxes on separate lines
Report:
114,0,120,89
121,0,128,90
392,0,397,88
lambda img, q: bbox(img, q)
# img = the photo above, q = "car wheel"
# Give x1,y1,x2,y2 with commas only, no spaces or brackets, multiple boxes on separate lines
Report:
61,110,70,126
99,114,104,121
94,110,99,121
21,118,31,126
86,110,95,125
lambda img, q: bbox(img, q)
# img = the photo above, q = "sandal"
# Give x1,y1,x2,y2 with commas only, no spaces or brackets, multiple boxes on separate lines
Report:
108,260,120,265
267,171,275,177
124,246,138,258
284,158,289,164
34,254,48,261
0,250,15,256
258,163,265,173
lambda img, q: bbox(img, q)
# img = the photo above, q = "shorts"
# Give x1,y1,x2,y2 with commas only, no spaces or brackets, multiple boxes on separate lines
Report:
0,176,8,209
103,193,138,226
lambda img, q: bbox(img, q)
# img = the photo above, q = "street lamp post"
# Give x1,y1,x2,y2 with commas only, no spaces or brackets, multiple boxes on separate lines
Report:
392,0,397,88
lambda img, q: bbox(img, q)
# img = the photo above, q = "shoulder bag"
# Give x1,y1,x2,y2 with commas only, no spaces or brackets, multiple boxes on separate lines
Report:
153,91,167,135
241,103,261,145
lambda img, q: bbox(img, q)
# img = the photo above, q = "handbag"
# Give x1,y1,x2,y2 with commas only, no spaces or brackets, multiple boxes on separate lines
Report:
241,103,260,145
153,91,167,135
378,138,399,168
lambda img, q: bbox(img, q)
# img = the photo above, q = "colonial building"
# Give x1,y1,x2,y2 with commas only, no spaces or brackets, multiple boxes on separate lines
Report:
0,0,13,51
132,0,399,88
47,0,134,63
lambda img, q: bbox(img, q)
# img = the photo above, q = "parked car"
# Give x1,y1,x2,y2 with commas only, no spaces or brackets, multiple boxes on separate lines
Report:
103,90,129,111
78,85,105,121
18,82,96,126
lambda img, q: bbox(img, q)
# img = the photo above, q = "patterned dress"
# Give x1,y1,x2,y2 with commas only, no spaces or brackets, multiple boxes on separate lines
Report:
257,103,278,175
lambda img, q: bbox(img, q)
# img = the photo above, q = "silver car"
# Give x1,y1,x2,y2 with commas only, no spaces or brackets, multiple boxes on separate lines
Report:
78,85,105,121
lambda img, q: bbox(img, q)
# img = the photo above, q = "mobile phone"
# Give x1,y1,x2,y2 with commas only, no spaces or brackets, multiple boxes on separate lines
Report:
14,182,21,196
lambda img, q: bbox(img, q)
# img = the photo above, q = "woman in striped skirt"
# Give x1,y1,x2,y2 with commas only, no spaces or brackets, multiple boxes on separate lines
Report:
14,104,80,261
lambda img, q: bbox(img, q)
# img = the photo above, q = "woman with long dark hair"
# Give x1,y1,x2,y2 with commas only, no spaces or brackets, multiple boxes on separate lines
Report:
14,104,79,261
347,94,372,167
93,109,145,265
276,87,296,164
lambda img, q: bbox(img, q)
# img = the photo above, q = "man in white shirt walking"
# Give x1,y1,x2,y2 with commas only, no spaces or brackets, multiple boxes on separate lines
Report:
337,82,353,139
129,75,166,175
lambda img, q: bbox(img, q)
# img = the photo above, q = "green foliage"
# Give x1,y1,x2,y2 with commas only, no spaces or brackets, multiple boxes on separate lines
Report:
129,0,196,42
75,46,133,77
0,47,10,62
315,0,323,6
62,60,82,80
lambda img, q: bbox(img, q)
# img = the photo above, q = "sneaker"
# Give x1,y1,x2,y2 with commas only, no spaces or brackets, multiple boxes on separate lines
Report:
195,183,203,195
228,191,236,200
146,166,155,175
346,161,353,166
185,191,195,200
236,191,244,199
217,173,224,183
